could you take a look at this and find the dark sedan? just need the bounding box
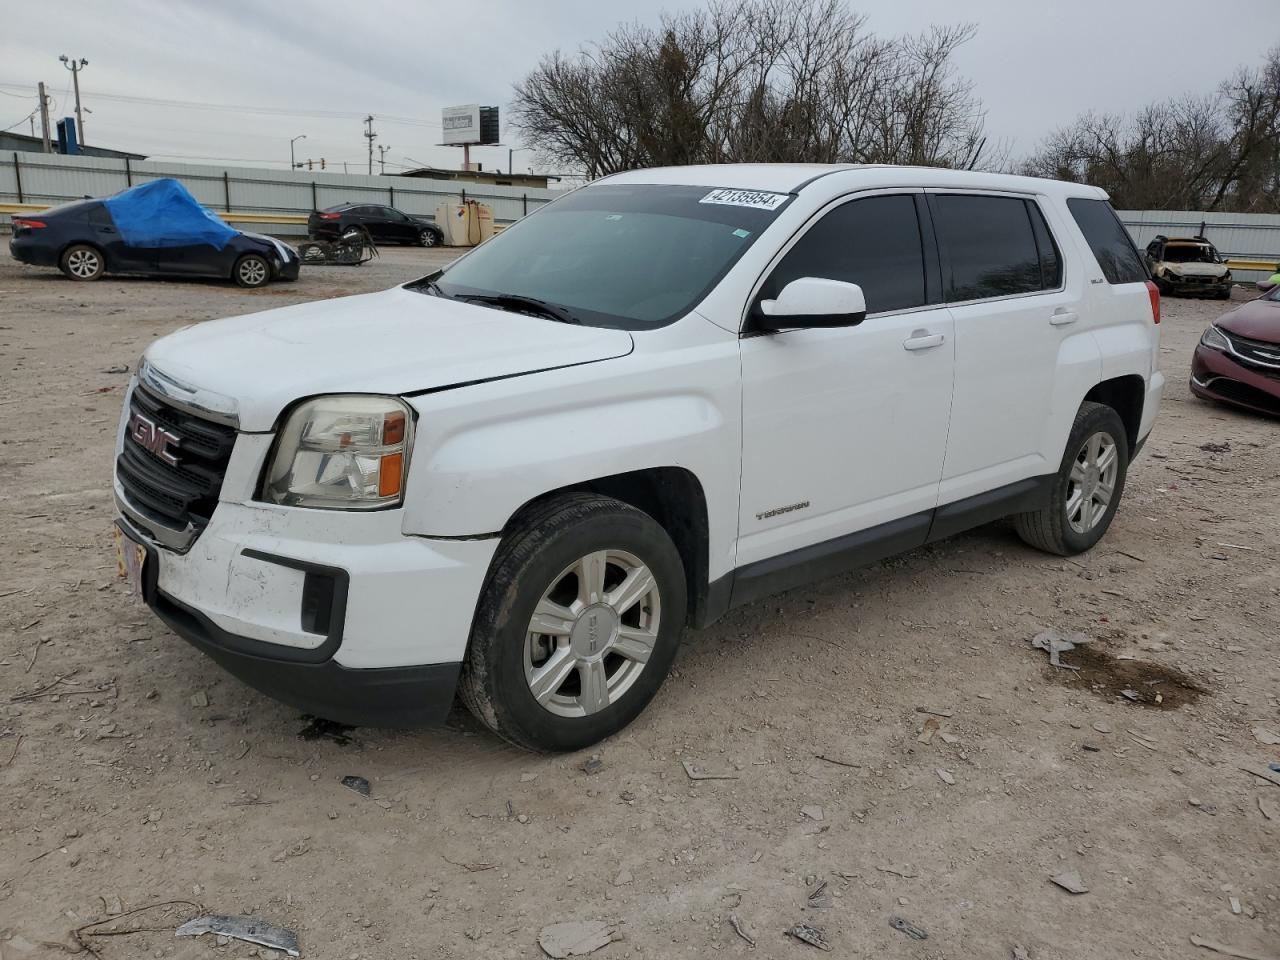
[9,183,300,288]
[1191,284,1280,418]
[308,203,444,246]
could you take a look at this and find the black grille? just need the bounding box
[116,384,237,533]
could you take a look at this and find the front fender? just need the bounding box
[401,324,742,581]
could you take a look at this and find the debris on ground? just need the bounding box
[612,868,633,886]
[917,718,940,743]
[937,768,956,785]
[1092,721,1113,734]
[1050,870,1089,894]
[537,920,621,958]
[1242,766,1280,788]
[888,915,928,940]
[1199,441,1231,453]
[1189,933,1280,960]
[916,706,954,718]
[581,754,604,775]
[729,912,756,947]
[341,775,371,796]
[297,716,354,745]
[805,876,831,910]
[1031,629,1090,670]
[800,805,824,821]
[100,363,130,374]
[1012,946,1030,960]
[876,864,919,879]
[1252,727,1280,746]
[1229,897,1242,915]
[681,759,739,780]
[786,922,831,951]
[189,690,208,708]
[176,914,301,957]
[1259,796,1277,820]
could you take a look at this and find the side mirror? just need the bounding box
[754,277,867,332]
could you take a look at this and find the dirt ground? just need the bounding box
[1,246,1277,960]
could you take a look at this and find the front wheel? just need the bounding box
[1013,401,1130,556]
[459,494,687,752]
[60,244,105,281]
[419,229,439,247]
[234,254,270,288]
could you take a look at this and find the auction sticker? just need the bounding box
[700,188,789,210]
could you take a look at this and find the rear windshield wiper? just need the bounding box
[460,293,580,325]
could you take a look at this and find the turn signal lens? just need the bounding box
[264,396,413,510]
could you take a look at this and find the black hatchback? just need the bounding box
[308,203,444,247]
[8,180,300,287]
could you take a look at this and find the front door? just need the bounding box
[737,192,955,571]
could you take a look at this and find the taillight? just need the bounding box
[1144,280,1161,324]
[13,218,47,229]
[317,212,340,220]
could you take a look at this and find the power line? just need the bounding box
[0,80,443,128]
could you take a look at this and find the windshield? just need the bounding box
[411,183,791,329]
[1163,243,1218,264]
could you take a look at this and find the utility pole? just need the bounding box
[290,134,306,170]
[37,81,52,153]
[377,144,391,175]
[363,115,376,176]
[59,55,89,147]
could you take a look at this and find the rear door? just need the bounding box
[737,191,955,569]
[930,192,1097,505]
[86,204,146,271]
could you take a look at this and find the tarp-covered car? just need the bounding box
[8,178,300,287]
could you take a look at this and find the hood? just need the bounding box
[1216,295,1280,343]
[143,286,634,431]
[1165,261,1227,277]
[241,232,297,261]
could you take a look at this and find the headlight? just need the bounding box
[1200,325,1230,352]
[264,395,413,509]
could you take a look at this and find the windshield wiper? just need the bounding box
[459,293,580,325]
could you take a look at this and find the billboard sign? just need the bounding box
[442,104,482,145]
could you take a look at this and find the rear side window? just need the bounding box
[932,195,1043,302]
[762,194,926,314]
[87,205,113,228]
[1027,201,1062,289]
[1066,198,1148,284]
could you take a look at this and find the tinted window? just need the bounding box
[354,206,379,216]
[87,205,113,228]
[933,195,1042,301]
[761,194,925,314]
[1066,198,1148,284]
[380,207,405,220]
[1027,201,1063,289]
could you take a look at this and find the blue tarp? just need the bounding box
[103,178,238,250]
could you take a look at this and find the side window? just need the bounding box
[1066,198,1148,284]
[87,205,113,228]
[1026,200,1063,290]
[932,194,1042,302]
[761,194,926,314]
[354,206,378,217]
[381,207,404,220]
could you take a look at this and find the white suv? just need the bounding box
[113,165,1163,751]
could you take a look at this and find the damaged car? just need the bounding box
[1144,235,1232,299]
[1191,282,1280,417]
[8,178,300,287]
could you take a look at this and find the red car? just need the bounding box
[1191,284,1280,417]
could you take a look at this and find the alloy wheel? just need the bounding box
[1065,431,1118,534]
[524,549,661,718]
[238,258,267,286]
[67,249,100,278]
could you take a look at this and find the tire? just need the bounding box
[60,244,105,281]
[233,254,270,288]
[1154,277,1172,296]
[420,228,439,248]
[459,493,687,752]
[1013,401,1130,556]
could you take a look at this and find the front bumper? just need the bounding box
[1162,273,1231,296]
[1191,344,1280,417]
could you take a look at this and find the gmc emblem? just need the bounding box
[129,412,180,466]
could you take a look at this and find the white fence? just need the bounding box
[0,151,559,237]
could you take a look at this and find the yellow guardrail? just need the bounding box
[1225,258,1279,273]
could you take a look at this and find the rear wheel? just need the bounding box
[60,244,104,281]
[234,254,270,288]
[1014,401,1130,556]
[460,494,686,752]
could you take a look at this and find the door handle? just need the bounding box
[1050,310,1078,326]
[903,332,945,351]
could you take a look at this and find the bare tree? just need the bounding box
[511,0,996,176]
[1023,45,1280,212]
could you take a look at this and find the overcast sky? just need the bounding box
[2,0,1276,175]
